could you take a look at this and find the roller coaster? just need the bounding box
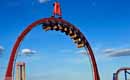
[4,1,99,80]
[3,1,130,80]
[113,67,130,80]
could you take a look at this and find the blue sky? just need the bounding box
[0,0,130,80]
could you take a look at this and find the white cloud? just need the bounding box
[64,57,89,64]
[76,49,87,55]
[0,45,4,54]
[38,0,50,4]
[21,49,37,55]
[59,49,88,56]
[103,48,115,53]
[104,48,130,57]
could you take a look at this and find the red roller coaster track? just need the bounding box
[113,67,130,80]
[4,17,100,80]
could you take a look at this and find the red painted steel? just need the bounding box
[5,17,100,80]
[115,67,130,80]
[85,43,100,80]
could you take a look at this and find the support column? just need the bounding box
[16,62,26,80]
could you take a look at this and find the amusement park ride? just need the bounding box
[3,1,130,80]
[113,67,130,80]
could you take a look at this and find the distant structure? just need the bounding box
[16,62,26,80]
[113,67,130,80]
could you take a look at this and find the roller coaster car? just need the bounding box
[42,20,86,48]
